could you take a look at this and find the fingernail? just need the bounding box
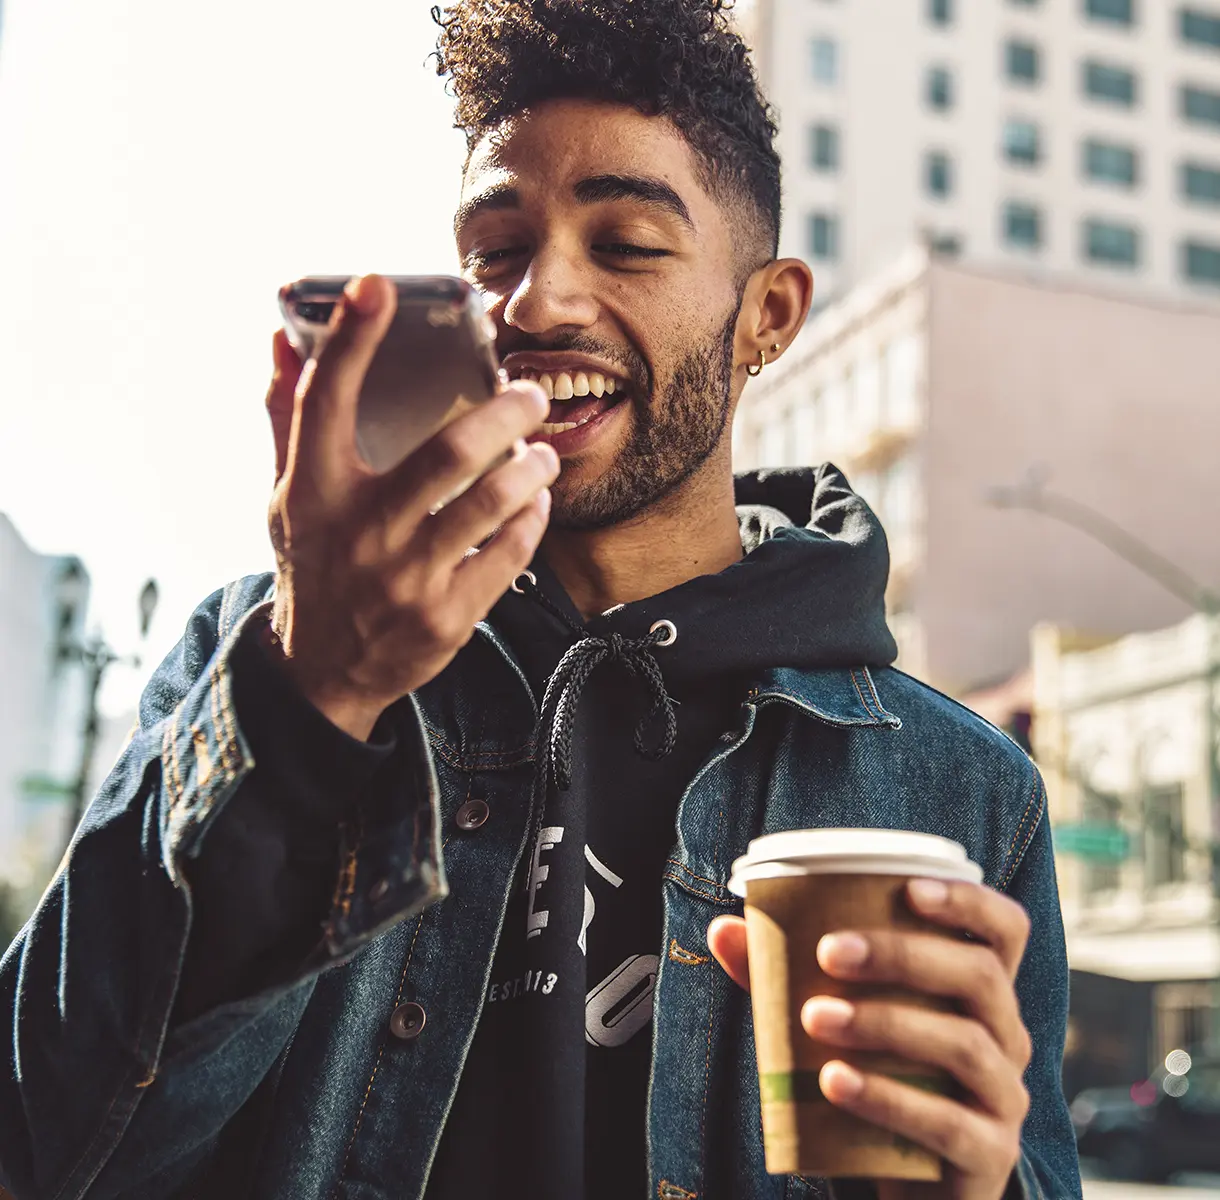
[820,1060,864,1101]
[537,487,552,516]
[908,878,949,908]
[530,442,559,471]
[818,932,869,970]
[802,995,854,1035]
[343,275,381,316]
[517,379,548,411]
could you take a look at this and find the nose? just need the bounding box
[503,246,599,336]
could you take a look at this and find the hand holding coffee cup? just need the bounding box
[709,830,1032,1198]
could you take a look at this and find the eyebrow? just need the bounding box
[454,173,695,235]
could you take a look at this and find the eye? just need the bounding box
[465,246,528,272]
[594,243,671,259]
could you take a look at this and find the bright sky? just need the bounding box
[0,0,468,714]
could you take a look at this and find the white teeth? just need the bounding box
[539,411,600,435]
[512,367,625,399]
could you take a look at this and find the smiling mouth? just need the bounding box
[508,367,630,435]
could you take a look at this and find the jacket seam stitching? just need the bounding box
[861,666,890,721]
[662,870,737,908]
[665,860,726,893]
[331,908,431,1197]
[849,663,878,721]
[999,774,1046,891]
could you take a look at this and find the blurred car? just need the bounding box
[1071,1053,1220,1182]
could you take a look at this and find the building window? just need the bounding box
[811,37,839,85]
[810,124,840,172]
[925,151,953,198]
[1184,239,1220,284]
[1182,160,1220,204]
[930,231,963,256]
[1083,789,1124,895]
[1083,60,1138,106]
[1144,784,1187,888]
[928,0,953,25]
[926,66,954,110]
[1010,0,1041,6]
[1006,40,1041,83]
[1083,138,1139,186]
[1004,201,1043,248]
[1085,0,1134,25]
[808,213,840,261]
[1085,218,1140,266]
[1183,84,1220,126]
[1003,119,1042,165]
[1181,8,1220,49]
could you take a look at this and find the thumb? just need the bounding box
[707,915,751,992]
[267,329,303,484]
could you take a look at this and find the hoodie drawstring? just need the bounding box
[516,575,678,890]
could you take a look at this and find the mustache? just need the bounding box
[497,331,651,396]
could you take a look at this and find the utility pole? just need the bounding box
[53,562,159,855]
[988,468,1220,1050]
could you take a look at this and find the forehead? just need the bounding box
[460,98,711,218]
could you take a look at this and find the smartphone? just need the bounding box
[278,275,501,474]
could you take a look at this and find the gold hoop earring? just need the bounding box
[746,349,767,377]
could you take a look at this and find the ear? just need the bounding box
[734,258,814,375]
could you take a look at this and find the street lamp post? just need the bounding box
[53,565,159,853]
[987,468,1220,1049]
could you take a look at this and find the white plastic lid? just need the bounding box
[728,828,983,897]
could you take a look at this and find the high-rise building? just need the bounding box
[750,0,1220,307]
[734,246,1220,693]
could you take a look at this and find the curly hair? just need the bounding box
[432,0,781,260]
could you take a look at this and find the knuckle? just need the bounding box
[1017,1023,1033,1069]
[502,514,544,563]
[432,423,484,476]
[956,1022,992,1077]
[855,1001,898,1048]
[1016,1080,1031,1120]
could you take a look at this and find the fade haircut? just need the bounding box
[432,0,782,263]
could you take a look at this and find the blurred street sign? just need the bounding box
[1053,823,1131,862]
[19,774,71,801]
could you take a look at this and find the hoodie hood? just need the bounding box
[492,463,898,690]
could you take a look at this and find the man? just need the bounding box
[0,1,1081,1197]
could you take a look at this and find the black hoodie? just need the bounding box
[425,465,896,1200]
[176,467,894,1197]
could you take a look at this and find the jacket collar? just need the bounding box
[746,666,902,730]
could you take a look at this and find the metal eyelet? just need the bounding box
[649,619,678,647]
[510,570,538,594]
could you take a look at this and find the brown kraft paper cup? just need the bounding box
[729,831,983,1181]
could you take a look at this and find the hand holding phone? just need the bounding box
[280,274,501,474]
[265,274,557,739]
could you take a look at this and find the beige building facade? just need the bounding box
[733,247,1220,693]
[747,0,1220,308]
[1032,615,1220,1059]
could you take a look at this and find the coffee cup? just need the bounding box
[728,828,984,1181]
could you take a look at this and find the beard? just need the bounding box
[548,304,740,531]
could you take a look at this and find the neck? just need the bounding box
[541,458,743,620]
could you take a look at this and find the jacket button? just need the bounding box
[455,799,490,831]
[389,1002,426,1040]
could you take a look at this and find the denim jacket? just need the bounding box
[0,573,1081,1200]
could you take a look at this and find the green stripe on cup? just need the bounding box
[760,1071,949,1104]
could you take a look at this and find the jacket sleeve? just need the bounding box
[1004,793,1083,1200]
[0,577,447,1200]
